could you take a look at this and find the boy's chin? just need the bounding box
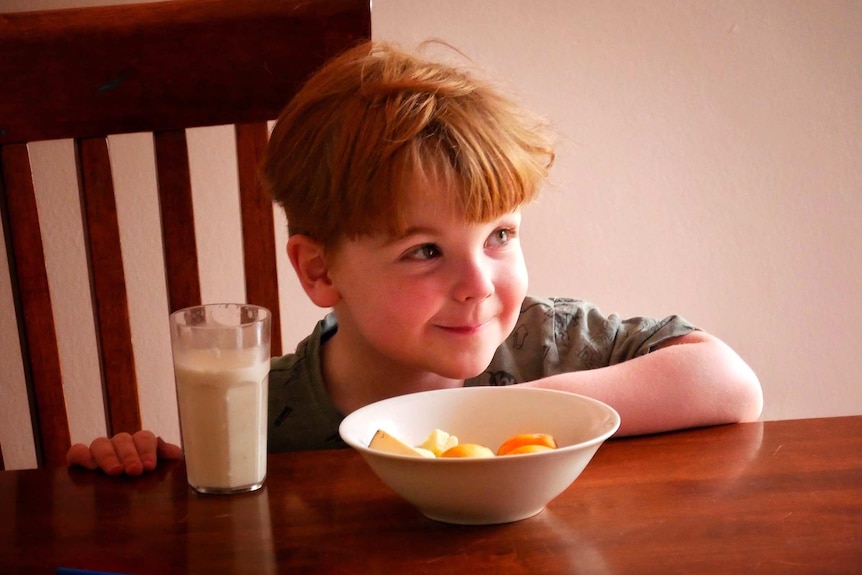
[432,356,497,381]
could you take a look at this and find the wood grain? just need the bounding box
[0,144,69,467]
[1,417,859,574]
[155,129,201,313]
[77,137,142,436]
[236,121,282,356]
[0,0,370,144]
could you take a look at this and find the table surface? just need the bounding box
[2,416,860,575]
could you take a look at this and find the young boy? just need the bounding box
[67,41,762,475]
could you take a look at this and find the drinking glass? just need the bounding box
[169,303,270,494]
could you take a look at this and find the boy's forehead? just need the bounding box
[402,177,459,214]
[390,175,471,227]
[357,168,527,242]
[384,190,521,241]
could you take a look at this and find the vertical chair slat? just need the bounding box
[154,129,201,313]
[236,121,282,356]
[1,143,70,467]
[77,137,142,436]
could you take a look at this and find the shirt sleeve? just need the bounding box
[468,296,697,386]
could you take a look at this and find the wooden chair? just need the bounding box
[0,0,370,469]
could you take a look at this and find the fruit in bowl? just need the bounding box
[369,428,559,458]
[338,386,620,525]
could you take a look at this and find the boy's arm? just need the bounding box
[67,430,183,475]
[517,330,763,436]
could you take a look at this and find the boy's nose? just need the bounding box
[453,257,495,302]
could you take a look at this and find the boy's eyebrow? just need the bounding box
[383,225,439,245]
[399,225,437,237]
[383,213,520,245]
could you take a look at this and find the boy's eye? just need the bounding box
[405,243,441,260]
[487,227,515,247]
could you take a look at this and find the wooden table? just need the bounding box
[2,416,860,574]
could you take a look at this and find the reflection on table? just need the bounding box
[1,416,860,574]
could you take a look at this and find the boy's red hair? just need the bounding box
[262,41,555,246]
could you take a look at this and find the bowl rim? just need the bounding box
[338,386,621,461]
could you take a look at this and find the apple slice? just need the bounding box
[369,429,434,457]
[419,428,459,456]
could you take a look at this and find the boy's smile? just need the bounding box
[320,181,529,410]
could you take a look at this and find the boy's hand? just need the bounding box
[66,430,183,476]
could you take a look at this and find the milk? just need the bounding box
[174,348,269,493]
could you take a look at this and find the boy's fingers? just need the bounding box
[132,430,159,472]
[89,436,125,475]
[66,443,98,470]
[109,432,145,476]
[69,431,179,476]
[157,437,184,461]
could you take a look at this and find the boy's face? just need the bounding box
[326,182,528,381]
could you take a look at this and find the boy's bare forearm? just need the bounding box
[517,331,763,437]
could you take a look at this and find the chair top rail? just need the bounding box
[0,0,370,144]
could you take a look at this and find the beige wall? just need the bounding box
[2,0,860,469]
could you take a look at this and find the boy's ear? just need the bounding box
[286,235,340,308]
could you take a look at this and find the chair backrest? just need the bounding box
[0,0,370,469]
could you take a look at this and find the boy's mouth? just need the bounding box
[436,319,492,335]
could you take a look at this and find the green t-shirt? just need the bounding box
[267,296,696,453]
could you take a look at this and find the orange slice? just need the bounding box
[496,433,558,456]
[501,444,556,456]
[440,443,495,458]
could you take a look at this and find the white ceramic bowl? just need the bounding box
[338,386,620,525]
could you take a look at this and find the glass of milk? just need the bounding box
[169,303,271,494]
